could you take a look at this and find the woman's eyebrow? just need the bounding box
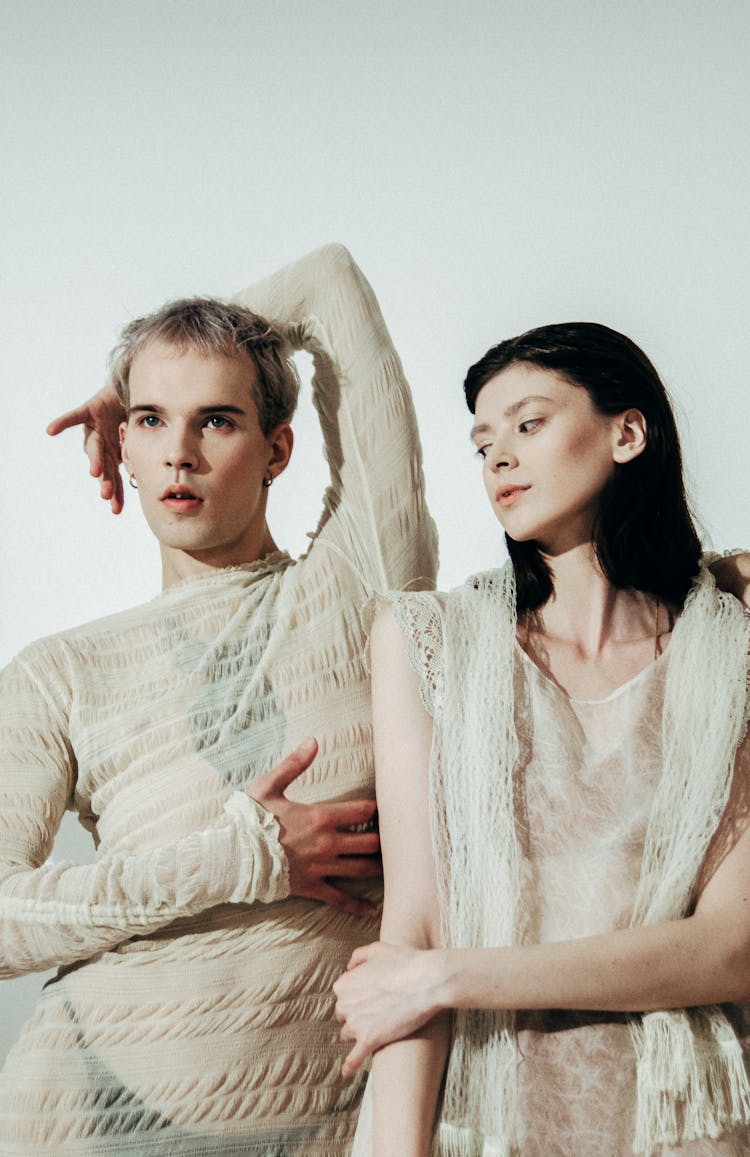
[470,395,555,440]
[503,394,554,417]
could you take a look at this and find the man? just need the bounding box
[0,244,438,1154]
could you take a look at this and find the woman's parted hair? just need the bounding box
[110,297,299,435]
[463,321,702,614]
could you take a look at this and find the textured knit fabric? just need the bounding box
[381,568,750,1156]
[0,244,438,1155]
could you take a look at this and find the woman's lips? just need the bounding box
[495,485,530,508]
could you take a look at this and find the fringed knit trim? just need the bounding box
[631,1008,750,1154]
[434,1122,516,1157]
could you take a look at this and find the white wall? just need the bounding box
[1,0,748,1062]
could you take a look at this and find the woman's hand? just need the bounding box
[47,385,126,514]
[709,552,750,610]
[333,940,445,1077]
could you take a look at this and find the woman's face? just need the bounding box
[470,364,634,555]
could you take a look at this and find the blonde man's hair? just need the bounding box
[110,297,299,434]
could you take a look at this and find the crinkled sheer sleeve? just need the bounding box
[0,645,289,979]
[235,243,438,595]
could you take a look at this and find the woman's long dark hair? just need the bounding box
[463,322,702,615]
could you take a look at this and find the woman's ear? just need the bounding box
[265,423,294,483]
[612,408,647,464]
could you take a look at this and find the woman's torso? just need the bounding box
[511,644,748,1156]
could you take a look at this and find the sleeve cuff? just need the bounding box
[223,792,290,905]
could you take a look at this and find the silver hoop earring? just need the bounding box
[128,475,138,490]
[262,474,273,488]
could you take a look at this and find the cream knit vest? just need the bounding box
[392,565,750,1156]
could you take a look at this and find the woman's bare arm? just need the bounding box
[335,731,750,1070]
[335,606,449,1155]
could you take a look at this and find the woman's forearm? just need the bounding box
[438,912,750,1016]
[372,1013,451,1157]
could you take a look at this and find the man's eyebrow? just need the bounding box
[470,394,554,439]
[128,404,247,416]
[196,405,247,416]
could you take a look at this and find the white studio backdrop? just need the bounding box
[1,0,748,1063]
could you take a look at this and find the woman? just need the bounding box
[334,322,750,1155]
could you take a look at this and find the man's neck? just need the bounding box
[160,524,281,589]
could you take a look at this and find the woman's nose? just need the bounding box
[488,445,518,472]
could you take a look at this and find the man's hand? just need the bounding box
[47,386,126,514]
[248,738,381,918]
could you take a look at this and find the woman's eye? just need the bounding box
[474,445,489,460]
[138,414,162,428]
[519,418,543,434]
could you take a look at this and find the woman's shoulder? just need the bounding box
[370,589,445,650]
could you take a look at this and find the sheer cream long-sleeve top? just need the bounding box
[0,244,438,1155]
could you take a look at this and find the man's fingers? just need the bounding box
[101,449,122,492]
[328,855,382,881]
[111,468,125,514]
[46,407,92,437]
[330,831,380,857]
[84,428,105,477]
[319,799,378,830]
[97,449,125,513]
[314,882,378,919]
[248,738,319,803]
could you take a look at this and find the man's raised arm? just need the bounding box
[235,242,438,594]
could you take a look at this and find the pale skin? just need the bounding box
[50,340,381,919]
[332,365,750,1154]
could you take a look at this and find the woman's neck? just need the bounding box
[521,543,672,700]
[535,543,658,656]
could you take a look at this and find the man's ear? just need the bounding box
[119,421,131,473]
[265,424,294,482]
[612,408,647,464]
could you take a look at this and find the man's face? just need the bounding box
[120,338,290,583]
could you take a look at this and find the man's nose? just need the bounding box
[165,429,199,471]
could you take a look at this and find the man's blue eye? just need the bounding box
[206,416,232,429]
